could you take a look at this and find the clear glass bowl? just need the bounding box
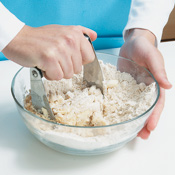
[11,53,159,156]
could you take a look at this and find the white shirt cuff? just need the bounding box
[0,2,25,51]
[123,0,175,46]
[123,22,162,47]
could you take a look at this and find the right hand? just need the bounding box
[2,25,97,80]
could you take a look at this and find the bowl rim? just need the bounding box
[11,53,160,129]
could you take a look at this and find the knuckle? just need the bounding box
[90,50,95,61]
[56,42,65,52]
[42,48,56,64]
[63,34,75,47]
[46,70,63,81]
[71,26,81,33]
[84,59,91,64]
[86,55,95,64]
[45,72,55,81]
[51,67,64,81]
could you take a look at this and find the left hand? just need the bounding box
[120,28,172,139]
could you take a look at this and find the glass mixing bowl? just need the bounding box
[11,52,159,156]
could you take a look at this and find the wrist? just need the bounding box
[124,28,156,46]
[2,25,30,59]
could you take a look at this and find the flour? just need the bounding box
[25,61,156,126]
[24,60,157,151]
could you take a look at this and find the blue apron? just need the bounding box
[0,0,131,61]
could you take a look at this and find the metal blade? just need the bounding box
[30,68,55,120]
[83,34,104,94]
[83,56,104,93]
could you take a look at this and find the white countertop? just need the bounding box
[0,42,174,175]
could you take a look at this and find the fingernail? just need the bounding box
[164,78,172,88]
[161,74,172,87]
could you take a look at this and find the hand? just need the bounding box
[2,25,97,80]
[120,29,172,139]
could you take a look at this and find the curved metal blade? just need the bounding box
[83,34,104,94]
[30,67,55,120]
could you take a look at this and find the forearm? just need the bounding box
[0,2,25,51]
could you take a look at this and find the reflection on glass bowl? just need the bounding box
[11,52,159,156]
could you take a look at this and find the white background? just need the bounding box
[0,42,174,175]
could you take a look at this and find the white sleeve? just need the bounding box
[123,0,175,45]
[0,2,25,51]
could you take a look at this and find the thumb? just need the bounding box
[79,26,97,41]
[147,48,172,89]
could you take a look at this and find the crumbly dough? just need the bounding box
[25,61,156,126]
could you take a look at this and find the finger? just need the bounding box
[44,62,63,80]
[147,88,165,131]
[146,48,172,89]
[80,34,95,65]
[59,53,74,79]
[78,26,97,41]
[137,126,150,140]
[71,51,82,74]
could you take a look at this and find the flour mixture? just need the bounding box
[25,61,156,126]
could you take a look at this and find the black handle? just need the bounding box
[84,33,91,43]
[34,67,43,78]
